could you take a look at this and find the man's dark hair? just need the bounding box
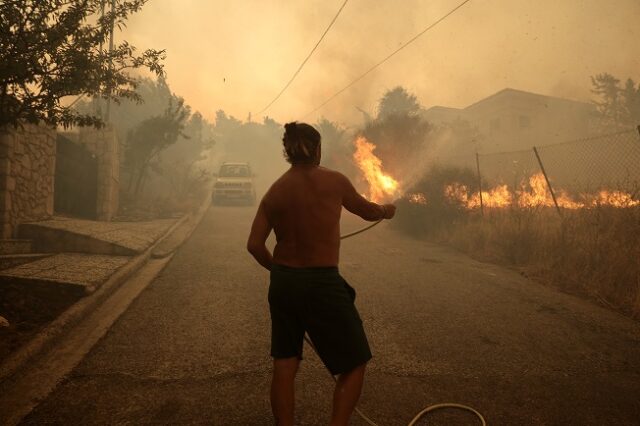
[282,122,321,164]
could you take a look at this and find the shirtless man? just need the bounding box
[247,122,396,426]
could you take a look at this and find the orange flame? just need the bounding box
[353,136,399,203]
[444,183,470,205]
[444,173,638,210]
[407,193,427,205]
[588,190,640,208]
[472,185,513,208]
[444,183,513,208]
[517,173,554,208]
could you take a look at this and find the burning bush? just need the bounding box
[393,165,478,236]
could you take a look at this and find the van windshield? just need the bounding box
[219,164,250,177]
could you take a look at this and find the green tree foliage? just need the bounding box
[214,110,243,138]
[315,118,357,177]
[591,73,640,129]
[361,87,429,175]
[154,111,216,199]
[0,0,165,128]
[376,86,421,120]
[76,77,176,140]
[78,77,216,212]
[363,113,430,174]
[622,78,640,126]
[125,99,189,196]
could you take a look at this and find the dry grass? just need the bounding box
[394,166,640,318]
[442,207,640,318]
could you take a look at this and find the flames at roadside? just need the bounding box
[351,136,638,209]
[443,173,639,209]
[353,136,399,203]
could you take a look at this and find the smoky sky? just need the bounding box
[122,0,640,125]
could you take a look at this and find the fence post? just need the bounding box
[475,152,484,216]
[533,146,562,218]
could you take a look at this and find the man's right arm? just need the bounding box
[339,173,396,221]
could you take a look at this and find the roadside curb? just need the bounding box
[0,190,211,386]
[152,189,212,259]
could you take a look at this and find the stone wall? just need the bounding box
[0,125,56,238]
[78,126,120,221]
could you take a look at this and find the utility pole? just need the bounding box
[94,0,106,120]
[105,0,116,122]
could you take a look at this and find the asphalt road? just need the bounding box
[23,206,640,425]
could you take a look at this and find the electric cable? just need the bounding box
[258,0,350,115]
[302,0,473,119]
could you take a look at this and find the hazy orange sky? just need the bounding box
[121,0,640,125]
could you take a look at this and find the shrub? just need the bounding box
[393,165,478,236]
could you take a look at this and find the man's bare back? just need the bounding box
[248,164,395,270]
[246,121,396,426]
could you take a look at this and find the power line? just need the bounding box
[258,0,349,115]
[302,0,473,119]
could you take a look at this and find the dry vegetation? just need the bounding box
[394,167,640,318]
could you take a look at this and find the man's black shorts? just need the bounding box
[268,264,372,375]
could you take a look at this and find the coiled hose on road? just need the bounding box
[302,219,487,425]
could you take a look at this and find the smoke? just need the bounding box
[121,0,640,127]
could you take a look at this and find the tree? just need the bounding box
[376,86,421,120]
[159,110,216,166]
[75,77,175,140]
[362,112,430,175]
[315,118,356,176]
[349,87,431,186]
[0,0,165,129]
[622,78,640,126]
[591,73,640,129]
[124,99,190,196]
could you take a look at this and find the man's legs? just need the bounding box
[330,363,367,426]
[271,357,300,426]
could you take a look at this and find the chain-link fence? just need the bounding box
[535,129,640,193]
[437,127,640,205]
[477,149,539,191]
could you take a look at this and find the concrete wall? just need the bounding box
[0,125,56,238]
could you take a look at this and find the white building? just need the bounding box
[423,88,597,152]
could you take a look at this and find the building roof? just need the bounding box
[463,88,592,112]
[424,88,593,115]
[424,106,462,114]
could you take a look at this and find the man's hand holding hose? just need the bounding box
[381,203,396,220]
[340,203,396,241]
